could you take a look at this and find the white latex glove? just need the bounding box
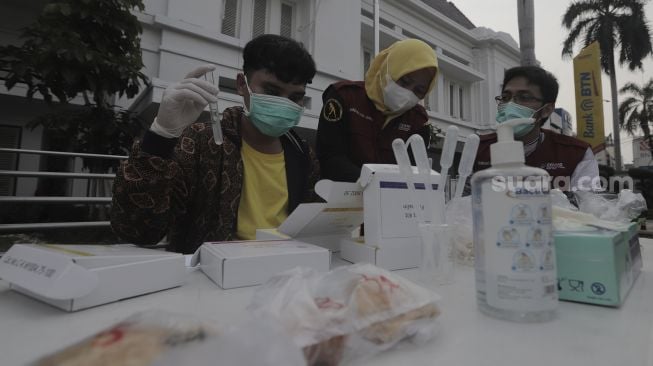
[151,64,219,137]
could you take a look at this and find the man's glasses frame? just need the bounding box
[494,93,544,105]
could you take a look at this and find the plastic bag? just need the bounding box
[550,188,578,211]
[445,196,474,266]
[156,318,306,366]
[248,264,441,366]
[575,189,647,222]
[33,311,306,366]
[33,311,218,366]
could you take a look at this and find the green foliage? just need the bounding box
[0,0,148,106]
[561,0,653,74]
[27,107,148,172]
[0,0,150,173]
[619,79,653,154]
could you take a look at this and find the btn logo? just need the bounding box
[323,98,343,122]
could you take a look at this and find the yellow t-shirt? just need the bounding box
[236,140,289,240]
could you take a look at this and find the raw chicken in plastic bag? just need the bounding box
[33,310,305,366]
[248,263,442,366]
[575,189,647,222]
[445,196,474,266]
[33,310,217,366]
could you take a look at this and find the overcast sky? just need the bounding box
[452,0,653,164]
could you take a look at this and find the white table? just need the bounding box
[1,239,652,366]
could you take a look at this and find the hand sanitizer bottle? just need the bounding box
[471,118,557,322]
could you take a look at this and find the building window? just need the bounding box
[280,2,294,38]
[0,125,21,196]
[379,17,395,30]
[302,96,312,110]
[363,49,372,75]
[449,84,454,117]
[459,87,464,120]
[221,0,239,37]
[218,76,238,95]
[252,0,267,38]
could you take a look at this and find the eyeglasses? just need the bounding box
[495,92,544,105]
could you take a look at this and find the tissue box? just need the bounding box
[0,244,186,311]
[554,222,642,307]
[199,240,330,289]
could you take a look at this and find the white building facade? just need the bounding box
[127,0,521,134]
[0,0,521,196]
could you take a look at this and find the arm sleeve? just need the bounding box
[110,130,198,245]
[571,147,602,191]
[315,88,362,182]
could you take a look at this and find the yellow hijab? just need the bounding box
[364,39,439,120]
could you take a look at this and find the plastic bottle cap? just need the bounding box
[490,118,534,165]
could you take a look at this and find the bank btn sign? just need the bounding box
[573,41,606,152]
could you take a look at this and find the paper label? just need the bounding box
[0,244,98,299]
[481,176,558,312]
[379,180,442,238]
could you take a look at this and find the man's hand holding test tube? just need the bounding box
[150,64,220,140]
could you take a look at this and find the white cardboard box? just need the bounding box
[198,240,330,289]
[339,164,443,269]
[339,238,422,271]
[0,244,186,311]
[256,179,364,252]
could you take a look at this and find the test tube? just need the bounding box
[204,71,223,145]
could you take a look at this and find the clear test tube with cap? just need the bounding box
[204,71,223,145]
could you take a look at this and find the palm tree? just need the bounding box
[517,0,537,66]
[619,79,653,157]
[561,0,653,172]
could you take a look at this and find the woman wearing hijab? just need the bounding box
[316,39,439,182]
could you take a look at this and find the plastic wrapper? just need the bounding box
[33,311,305,366]
[575,189,647,223]
[248,264,442,366]
[550,188,578,211]
[155,318,305,366]
[33,311,217,366]
[445,196,474,266]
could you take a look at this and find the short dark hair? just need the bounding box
[243,34,316,85]
[502,66,559,103]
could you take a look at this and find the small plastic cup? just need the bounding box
[417,223,455,286]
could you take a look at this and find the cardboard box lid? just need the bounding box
[0,244,180,300]
[201,240,329,259]
[279,180,363,237]
[359,164,440,189]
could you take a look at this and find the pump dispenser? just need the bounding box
[471,118,557,322]
[491,118,531,165]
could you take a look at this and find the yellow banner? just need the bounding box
[573,41,606,152]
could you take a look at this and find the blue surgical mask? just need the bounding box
[496,102,544,138]
[244,78,304,137]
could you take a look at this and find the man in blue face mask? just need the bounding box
[473,66,600,192]
[111,35,320,253]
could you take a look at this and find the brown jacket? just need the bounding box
[316,81,430,182]
[110,107,320,254]
[474,129,590,180]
